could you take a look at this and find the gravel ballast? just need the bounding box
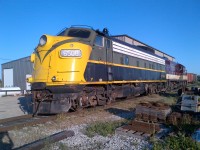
[58,124,150,150]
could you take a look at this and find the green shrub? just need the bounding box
[153,132,200,150]
[85,121,124,137]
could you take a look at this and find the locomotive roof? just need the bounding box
[111,34,174,59]
[62,27,165,61]
[111,37,165,61]
[57,26,169,62]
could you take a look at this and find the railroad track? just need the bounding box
[0,115,58,133]
[0,93,173,133]
[0,103,122,133]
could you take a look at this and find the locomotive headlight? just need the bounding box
[60,49,82,57]
[39,35,47,46]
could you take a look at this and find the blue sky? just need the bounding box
[0,0,200,76]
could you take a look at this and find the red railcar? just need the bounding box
[187,73,197,83]
[165,59,187,90]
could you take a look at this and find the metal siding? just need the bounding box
[1,56,33,90]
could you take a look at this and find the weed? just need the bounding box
[56,113,67,122]
[57,142,69,150]
[42,138,52,150]
[152,132,200,150]
[159,96,177,105]
[152,124,200,150]
[131,140,138,147]
[88,141,105,149]
[85,121,124,137]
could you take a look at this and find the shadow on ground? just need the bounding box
[18,95,33,114]
[0,132,14,150]
[105,108,135,120]
[159,92,178,98]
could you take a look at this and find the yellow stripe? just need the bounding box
[80,80,167,84]
[46,80,166,86]
[88,60,165,73]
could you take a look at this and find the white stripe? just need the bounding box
[113,41,165,65]
[113,46,164,64]
[113,42,165,64]
[113,44,163,62]
[114,48,165,65]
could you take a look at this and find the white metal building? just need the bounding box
[1,56,32,91]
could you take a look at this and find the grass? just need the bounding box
[187,82,200,88]
[152,132,200,150]
[158,92,178,105]
[85,120,127,137]
[152,114,200,150]
[56,113,68,122]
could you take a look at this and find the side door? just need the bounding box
[90,35,107,81]
[105,38,113,81]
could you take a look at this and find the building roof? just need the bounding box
[1,56,30,66]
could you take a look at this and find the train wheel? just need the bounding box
[70,98,81,111]
[89,96,98,106]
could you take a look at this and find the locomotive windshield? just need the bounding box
[67,29,91,38]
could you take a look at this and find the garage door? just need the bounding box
[3,68,13,87]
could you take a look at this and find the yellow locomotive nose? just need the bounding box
[32,34,92,85]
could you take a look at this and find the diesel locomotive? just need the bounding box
[165,59,187,90]
[28,26,180,114]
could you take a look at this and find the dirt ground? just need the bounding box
[0,92,178,149]
[54,92,177,128]
[0,95,32,119]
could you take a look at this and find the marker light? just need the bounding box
[51,76,56,81]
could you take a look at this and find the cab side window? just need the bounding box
[94,35,104,47]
